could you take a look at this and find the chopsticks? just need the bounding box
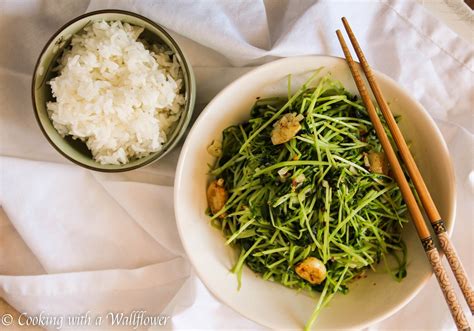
[336,18,472,331]
[339,16,474,317]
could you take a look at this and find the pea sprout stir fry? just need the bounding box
[206,72,408,330]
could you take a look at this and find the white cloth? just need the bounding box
[0,0,473,330]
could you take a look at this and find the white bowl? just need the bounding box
[174,56,455,329]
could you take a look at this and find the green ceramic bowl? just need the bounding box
[32,10,196,172]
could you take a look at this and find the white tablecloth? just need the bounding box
[0,0,473,330]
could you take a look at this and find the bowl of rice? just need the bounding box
[32,10,195,171]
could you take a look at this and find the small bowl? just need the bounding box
[174,56,456,329]
[32,10,196,172]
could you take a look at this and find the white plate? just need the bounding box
[174,56,455,329]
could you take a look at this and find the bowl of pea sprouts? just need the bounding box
[174,56,455,330]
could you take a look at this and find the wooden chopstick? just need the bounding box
[336,26,471,331]
[341,16,474,315]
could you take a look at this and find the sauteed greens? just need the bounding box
[207,72,408,330]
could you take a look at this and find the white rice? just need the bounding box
[47,20,184,165]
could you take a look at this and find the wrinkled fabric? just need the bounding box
[0,0,473,330]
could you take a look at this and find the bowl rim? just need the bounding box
[31,9,195,172]
[174,55,457,329]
